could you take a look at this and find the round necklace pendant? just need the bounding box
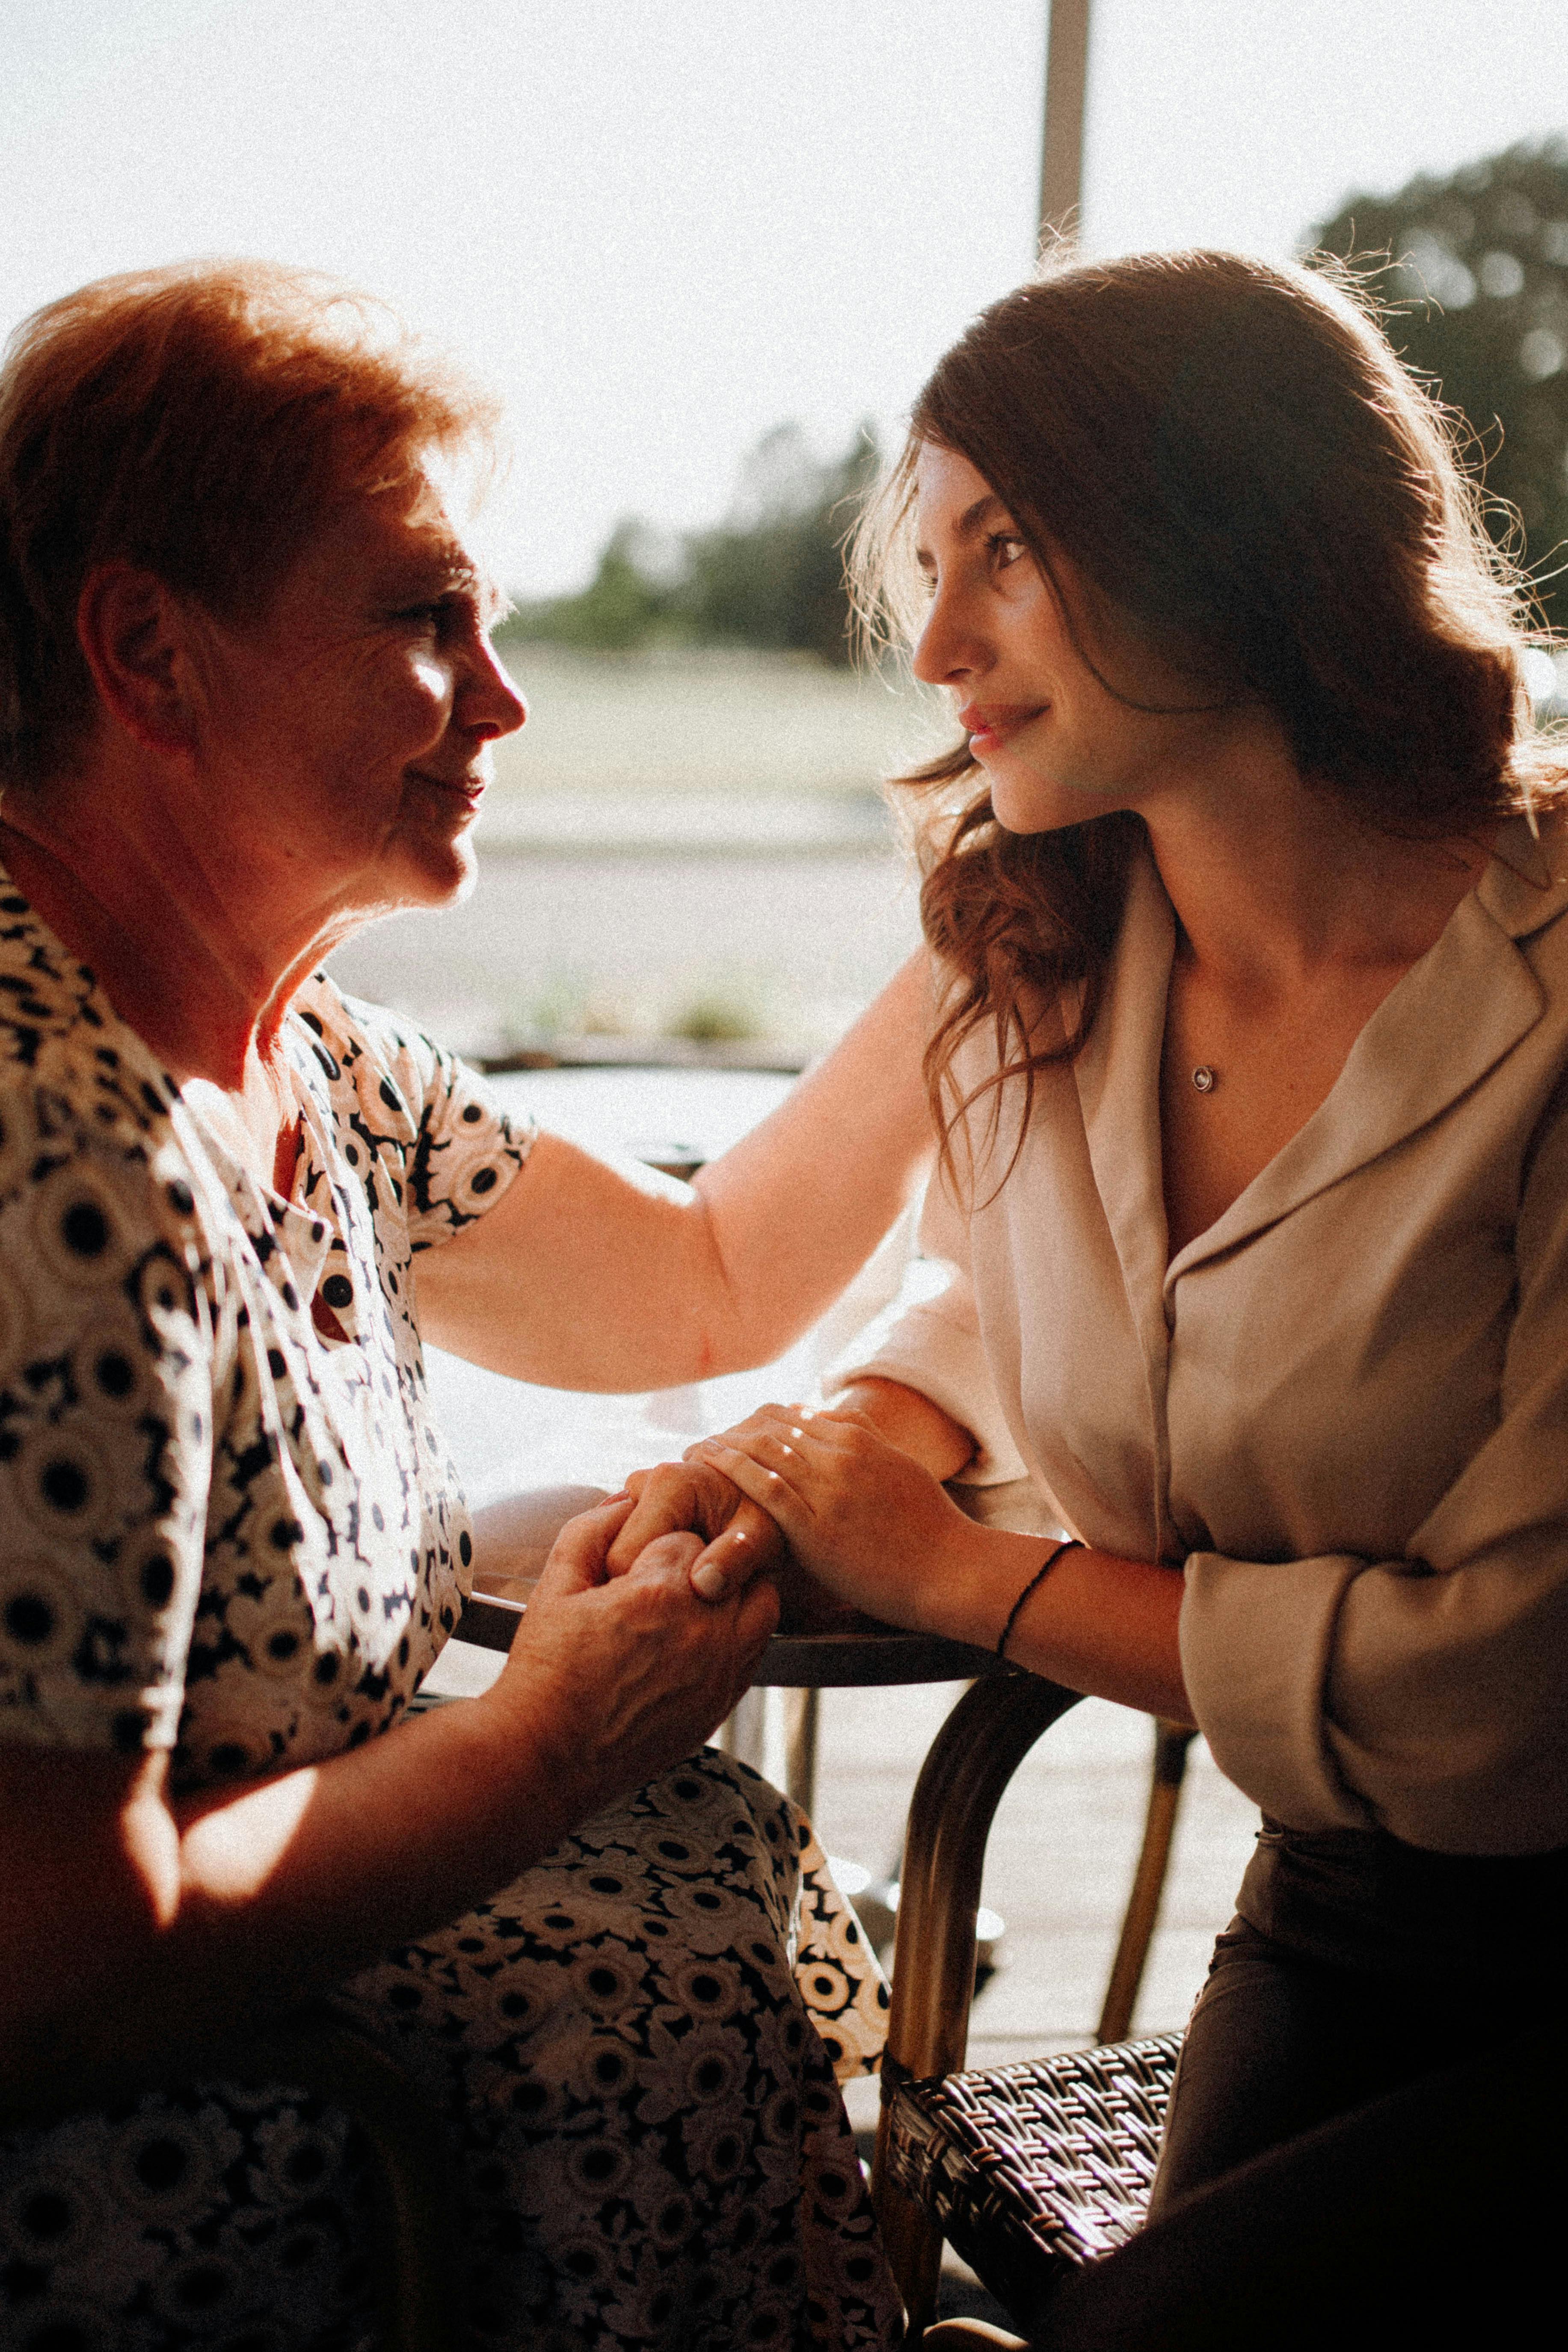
[1192,1065,1217,1093]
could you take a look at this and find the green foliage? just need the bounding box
[667,989,763,1043]
[504,521,672,653]
[1311,140,1568,631]
[678,424,880,665]
[501,422,880,665]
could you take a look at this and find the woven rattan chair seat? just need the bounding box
[884,2034,1182,2327]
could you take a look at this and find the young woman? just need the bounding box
[686,248,1568,2218]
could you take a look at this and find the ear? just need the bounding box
[75,563,203,756]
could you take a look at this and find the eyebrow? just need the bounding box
[914,491,1011,570]
[380,549,507,626]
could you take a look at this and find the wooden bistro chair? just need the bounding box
[873,1671,1191,2346]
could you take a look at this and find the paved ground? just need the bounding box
[779,1678,1260,2112]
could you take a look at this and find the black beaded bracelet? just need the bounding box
[997,1538,1082,1660]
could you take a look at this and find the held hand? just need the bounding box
[608,1457,787,1596]
[489,1497,779,1813]
[690,1404,984,1629]
[611,1448,851,1626]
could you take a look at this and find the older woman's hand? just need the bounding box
[490,1497,779,1811]
[608,1457,787,1595]
[611,1432,866,1629]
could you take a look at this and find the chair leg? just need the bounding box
[1096,1719,1198,2046]
[871,1673,1082,2344]
[782,1686,820,1813]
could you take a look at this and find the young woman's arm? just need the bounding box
[415,950,936,1389]
[691,1399,1192,1721]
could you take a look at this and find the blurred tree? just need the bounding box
[1312,140,1568,631]
[503,519,674,652]
[501,423,879,663]
[678,423,880,665]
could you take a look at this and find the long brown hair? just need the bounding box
[852,249,1566,1164]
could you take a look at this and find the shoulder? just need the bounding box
[290,970,535,1240]
[291,968,486,1134]
[0,903,232,1363]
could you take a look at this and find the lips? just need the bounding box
[412,768,486,810]
[958,703,1047,749]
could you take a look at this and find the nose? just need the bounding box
[911,576,980,690]
[461,636,527,742]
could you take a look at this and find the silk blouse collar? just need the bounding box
[1072,812,1568,1296]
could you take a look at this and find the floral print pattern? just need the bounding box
[0,869,899,2350]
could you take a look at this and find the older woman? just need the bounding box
[0,262,922,2349]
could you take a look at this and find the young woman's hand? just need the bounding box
[688,1404,987,1632]
[607,1457,788,1595]
[490,1497,779,1812]
[608,1446,865,1630]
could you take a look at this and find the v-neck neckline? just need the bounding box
[1075,814,1568,1306]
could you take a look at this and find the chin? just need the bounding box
[986,762,1106,838]
[391,829,481,911]
[987,783,1072,836]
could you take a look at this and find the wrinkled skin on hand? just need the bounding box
[688,1403,983,1632]
[490,1497,780,1813]
[610,1439,866,1628]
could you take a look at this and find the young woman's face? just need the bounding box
[910,443,1209,834]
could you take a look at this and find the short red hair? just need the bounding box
[0,259,501,785]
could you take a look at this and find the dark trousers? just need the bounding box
[1034,2033,1565,2350]
[1030,1823,1568,2349]
[1149,1914,1554,2212]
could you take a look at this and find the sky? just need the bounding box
[3,0,1565,594]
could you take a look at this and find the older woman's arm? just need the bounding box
[0,1505,777,2121]
[413,948,936,1389]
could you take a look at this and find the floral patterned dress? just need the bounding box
[0,870,900,2351]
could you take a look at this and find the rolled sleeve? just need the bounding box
[1186,1085,1568,1856]
[824,1168,1029,1486]
[1180,1549,1374,1835]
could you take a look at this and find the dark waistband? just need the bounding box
[1236,1819,1568,1977]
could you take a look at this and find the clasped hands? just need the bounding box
[602,1399,987,1632]
[498,1401,984,1805]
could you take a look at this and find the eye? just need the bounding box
[987,531,1028,572]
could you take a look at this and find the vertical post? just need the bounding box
[781,1686,820,1815]
[1096,1720,1198,2045]
[1039,0,1092,251]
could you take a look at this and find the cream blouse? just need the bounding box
[836,815,1568,1857]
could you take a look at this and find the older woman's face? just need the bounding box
[196,462,525,921]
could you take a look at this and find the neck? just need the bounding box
[0,764,355,1089]
[1135,726,1492,997]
